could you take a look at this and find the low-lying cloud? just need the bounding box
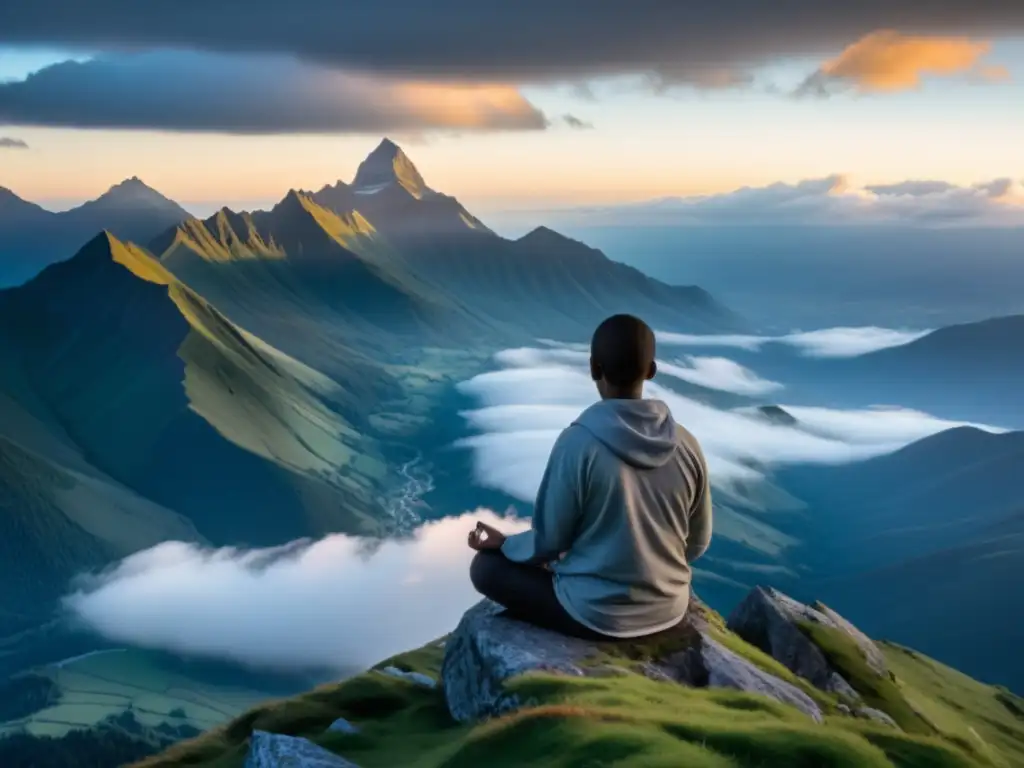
[658,356,783,395]
[542,175,1024,227]
[798,30,1008,96]
[64,510,528,672]
[0,51,547,134]
[457,343,1002,499]
[657,326,932,358]
[0,136,29,149]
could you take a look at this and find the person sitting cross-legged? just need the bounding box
[467,313,713,641]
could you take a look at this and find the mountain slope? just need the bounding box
[774,427,1024,691]
[829,315,1024,427]
[0,180,189,288]
[0,187,53,226]
[152,185,737,352]
[0,232,391,548]
[307,140,739,338]
[152,192,495,361]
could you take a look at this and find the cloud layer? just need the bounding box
[62,339,1007,672]
[657,327,932,358]
[658,356,784,395]
[64,510,529,672]
[457,342,1002,499]
[0,136,28,148]
[0,51,547,134]
[798,30,1007,95]
[3,3,1022,83]
[547,175,1024,227]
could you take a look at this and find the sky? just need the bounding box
[2,4,1024,213]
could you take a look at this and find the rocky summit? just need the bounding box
[137,585,1023,767]
[441,597,824,723]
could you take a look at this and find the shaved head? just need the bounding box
[590,314,657,394]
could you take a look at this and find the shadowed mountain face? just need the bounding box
[697,314,1024,429]
[0,232,396,643]
[0,180,189,288]
[773,427,1024,691]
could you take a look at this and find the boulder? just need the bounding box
[679,635,823,722]
[442,599,823,724]
[813,603,889,677]
[441,600,595,722]
[377,665,437,689]
[326,718,360,735]
[727,587,882,700]
[244,731,360,767]
[857,706,900,729]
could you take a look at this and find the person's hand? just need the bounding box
[468,521,506,551]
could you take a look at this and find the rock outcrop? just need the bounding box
[857,706,900,729]
[244,730,360,767]
[441,598,823,724]
[377,665,438,689]
[673,634,822,721]
[726,587,887,700]
[326,717,360,735]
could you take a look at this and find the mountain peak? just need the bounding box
[517,226,586,249]
[0,186,51,218]
[105,176,154,195]
[353,138,430,199]
[84,177,187,216]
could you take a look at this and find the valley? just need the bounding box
[0,139,1021,766]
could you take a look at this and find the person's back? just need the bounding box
[518,400,711,636]
[468,313,712,640]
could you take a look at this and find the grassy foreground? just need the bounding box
[133,627,1024,768]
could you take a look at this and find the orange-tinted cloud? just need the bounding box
[801,29,1008,95]
[0,51,548,134]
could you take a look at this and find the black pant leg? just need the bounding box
[469,550,608,641]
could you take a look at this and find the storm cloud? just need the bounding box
[2,2,1022,83]
[0,51,547,134]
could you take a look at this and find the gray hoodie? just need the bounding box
[501,398,712,637]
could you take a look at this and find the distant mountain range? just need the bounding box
[562,225,1024,330]
[0,139,739,674]
[0,179,191,287]
[697,315,1024,429]
[775,426,1024,691]
[818,315,1024,428]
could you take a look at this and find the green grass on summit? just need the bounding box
[132,631,1021,768]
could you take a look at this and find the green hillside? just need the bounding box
[0,232,391,546]
[133,608,1024,768]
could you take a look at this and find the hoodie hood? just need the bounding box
[573,399,678,469]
